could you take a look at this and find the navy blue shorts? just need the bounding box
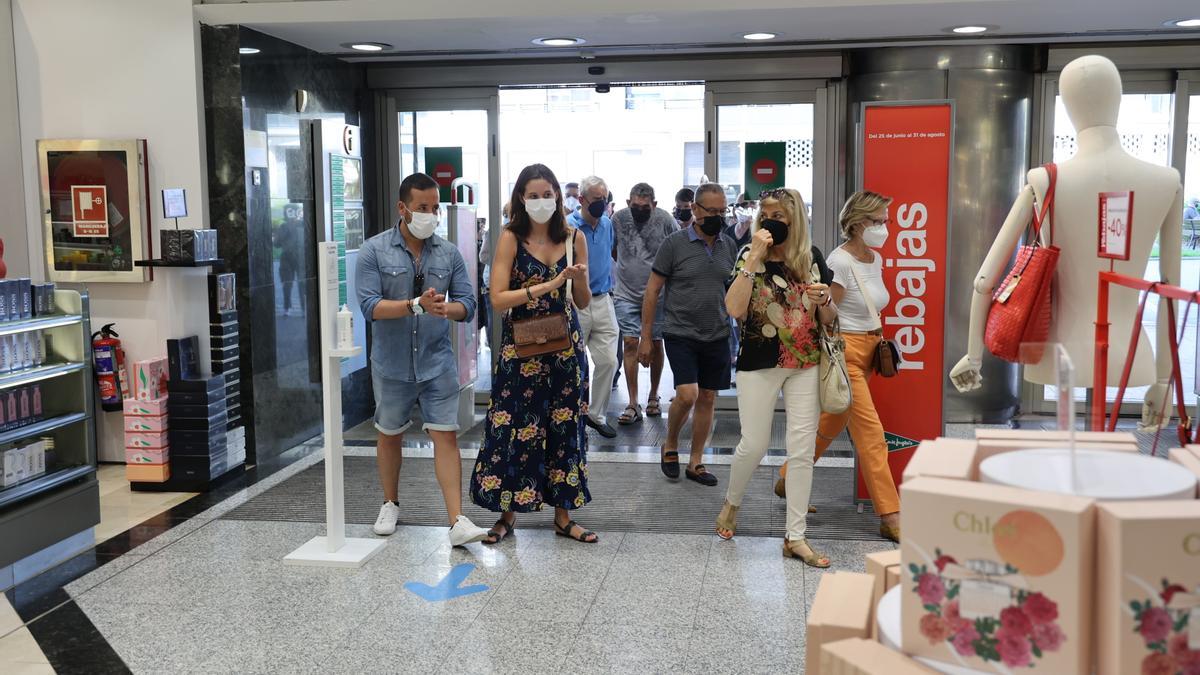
[664,334,732,391]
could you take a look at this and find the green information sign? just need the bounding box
[743,141,786,196]
[424,147,464,203]
[330,156,348,306]
[883,431,920,452]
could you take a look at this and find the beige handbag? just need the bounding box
[817,315,852,414]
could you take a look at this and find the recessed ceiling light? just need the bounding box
[950,25,989,34]
[1165,18,1200,28]
[742,32,777,41]
[239,47,260,55]
[345,42,392,52]
[532,37,585,47]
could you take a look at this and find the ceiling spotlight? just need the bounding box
[239,47,260,55]
[742,32,777,41]
[345,42,392,52]
[532,37,585,47]
[1165,18,1200,28]
[950,25,989,34]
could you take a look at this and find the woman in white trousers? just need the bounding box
[715,188,837,567]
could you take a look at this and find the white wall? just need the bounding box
[12,0,212,461]
[0,0,29,279]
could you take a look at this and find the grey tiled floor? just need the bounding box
[69,517,894,674]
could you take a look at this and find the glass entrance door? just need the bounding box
[706,83,824,408]
[382,90,500,402]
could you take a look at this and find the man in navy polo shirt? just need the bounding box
[567,175,619,438]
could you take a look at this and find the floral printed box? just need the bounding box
[900,476,1095,673]
[1097,500,1200,675]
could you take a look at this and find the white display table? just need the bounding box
[876,585,989,675]
[979,448,1197,500]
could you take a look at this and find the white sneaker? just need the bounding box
[373,502,400,536]
[448,515,490,547]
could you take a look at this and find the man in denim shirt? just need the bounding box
[356,172,489,547]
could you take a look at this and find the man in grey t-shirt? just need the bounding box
[639,183,736,488]
[612,183,674,425]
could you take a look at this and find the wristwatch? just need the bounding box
[411,297,425,316]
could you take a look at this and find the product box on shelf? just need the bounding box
[211,354,239,374]
[168,400,226,419]
[866,549,903,634]
[207,273,236,320]
[161,229,196,262]
[126,463,169,483]
[1096,500,1200,675]
[167,375,223,394]
[5,280,17,320]
[806,572,876,675]
[125,431,169,450]
[172,413,229,433]
[2,447,19,486]
[902,439,978,483]
[220,370,239,386]
[210,320,238,338]
[171,452,229,481]
[124,395,169,417]
[900,476,1096,674]
[166,336,200,381]
[211,333,239,349]
[167,390,219,406]
[125,447,168,465]
[123,414,168,433]
[820,638,938,675]
[169,429,227,455]
[132,356,169,401]
[17,278,31,319]
[1168,448,1200,496]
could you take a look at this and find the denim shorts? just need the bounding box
[614,296,664,341]
[372,370,461,435]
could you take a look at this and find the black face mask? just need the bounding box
[698,215,724,237]
[630,205,652,223]
[674,207,692,223]
[761,219,789,246]
[586,200,607,218]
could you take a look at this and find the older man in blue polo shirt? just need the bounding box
[567,175,620,439]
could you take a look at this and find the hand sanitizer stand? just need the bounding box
[284,242,386,567]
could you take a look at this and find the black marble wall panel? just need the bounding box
[201,26,372,463]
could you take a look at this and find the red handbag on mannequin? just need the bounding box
[985,163,1060,364]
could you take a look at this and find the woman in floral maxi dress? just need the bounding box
[471,163,598,544]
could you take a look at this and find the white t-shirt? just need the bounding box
[827,247,890,333]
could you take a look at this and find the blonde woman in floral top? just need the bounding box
[715,188,837,568]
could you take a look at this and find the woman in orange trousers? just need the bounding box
[775,191,901,542]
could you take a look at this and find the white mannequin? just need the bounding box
[949,55,1184,426]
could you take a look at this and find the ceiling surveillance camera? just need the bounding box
[587,65,605,75]
[595,83,611,94]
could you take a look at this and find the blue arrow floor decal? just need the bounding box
[404,563,489,602]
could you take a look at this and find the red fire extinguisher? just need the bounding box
[92,323,127,411]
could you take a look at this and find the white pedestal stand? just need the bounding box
[980,448,1198,501]
[284,242,386,568]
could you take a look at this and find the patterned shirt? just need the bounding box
[733,248,821,372]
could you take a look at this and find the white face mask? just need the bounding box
[525,198,557,224]
[406,211,439,239]
[863,224,888,248]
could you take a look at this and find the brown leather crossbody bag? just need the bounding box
[847,261,901,378]
[511,228,575,358]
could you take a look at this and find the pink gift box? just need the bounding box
[124,431,168,449]
[125,447,168,465]
[124,395,168,417]
[132,357,168,401]
[123,414,168,433]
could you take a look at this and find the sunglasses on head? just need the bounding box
[759,188,788,200]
